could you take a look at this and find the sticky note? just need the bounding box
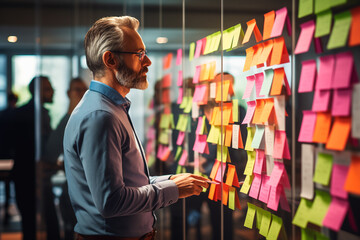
[313,152,333,185]
[271,7,291,38]
[298,59,317,93]
[326,117,351,151]
[269,37,289,66]
[262,11,275,41]
[232,124,242,149]
[232,99,239,122]
[189,42,195,61]
[333,52,356,89]
[267,185,281,211]
[251,44,264,67]
[258,40,274,65]
[245,127,255,151]
[327,11,352,50]
[312,112,331,143]
[264,126,275,156]
[183,96,193,114]
[315,55,335,90]
[268,161,285,188]
[330,164,349,199]
[193,134,209,154]
[349,7,360,47]
[298,0,314,18]
[267,214,283,240]
[352,84,360,138]
[240,174,254,194]
[216,145,228,163]
[242,19,262,44]
[242,101,256,124]
[255,207,265,229]
[312,90,331,112]
[222,184,229,206]
[332,89,352,117]
[266,155,275,176]
[251,125,265,149]
[176,48,182,65]
[207,125,221,144]
[214,161,226,182]
[176,131,185,145]
[273,130,290,160]
[258,99,274,124]
[243,47,254,72]
[259,69,274,97]
[242,75,255,99]
[231,23,244,49]
[300,144,315,200]
[270,67,291,96]
[259,175,271,203]
[315,10,332,37]
[228,186,234,209]
[298,111,317,143]
[254,73,265,98]
[209,160,220,180]
[279,186,290,212]
[274,96,285,131]
[215,80,231,102]
[224,125,232,147]
[177,70,183,87]
[308,190,331,227]
[178,150,188,166]
[344,155,360,195]
[244,203,256,229]
[223,27,235,50]
[253,149,266,174]
[252,99,265,124]
[249,173,262,199]
[292,198,313,228]
[294,20,316,54]
[194,39,203,58]
[301,228,315,240]
[315,0,331,14]
[323,197,349,231]
[225,164,240,187]
[244,151,256,175]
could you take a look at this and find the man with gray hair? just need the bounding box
[63,16,209,240]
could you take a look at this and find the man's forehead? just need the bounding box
[121,27,145,50]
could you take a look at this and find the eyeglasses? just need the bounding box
[111,50,147,61]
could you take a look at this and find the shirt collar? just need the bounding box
[89,80,131,110]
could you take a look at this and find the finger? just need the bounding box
[191,174,209,181]
[192,179,209,188]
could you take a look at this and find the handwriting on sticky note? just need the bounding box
[300,144,315,200]
[242,75,255,99]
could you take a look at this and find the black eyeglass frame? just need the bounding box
[111,50,147,61]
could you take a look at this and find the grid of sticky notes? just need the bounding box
[239,7,292,215]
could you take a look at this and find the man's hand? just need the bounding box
[170,173,209,199]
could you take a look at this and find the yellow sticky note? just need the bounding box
[244,151,256,175]
[184,96,193,113]
[292,198,313,228]
[189,42,195,61]
[231,23,244,49]
[207,125,221,144]
[240,174,254,194]
[179,96,188,109]
[232,99,239,122]
[211,32,222,53]
[223,27,235,50]
[245,127,255,151]
[308,190,331,227]
[228,186,235,210]
[266,214,283,240]
[216,145,228,163]
[259,209,271,237]
[244,203,256,229]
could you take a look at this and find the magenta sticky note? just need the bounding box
[333,52,355,89]
[193,65,201,84]
[314,37,323,54]
[330,164,349,199]
[176,48,182,65]
[177,70,183,86]
[242,101,256,124]
[271,7,291,38]
[249,173,262,199]
[332,89,352,116]
[176,131,185,145]
[312,89,331,112]
[268,161,285,187]
[196,117,203,134]
[259,175,271,203]
[298,59,317,93]
[193,134,208,153]
[178,150,188,166]
[253,149,266,174]
[177,87,183,104]
[298,111,317,143]
[215,162,226,182]
[283,137,291,160]
[273,130,287,159]
[294,20,316,54]
[242,75,256,99]
[267,185,281,211]
[323,198,349,231]
[315,55,335,90]
[194,39,202,58]
[279,185,291,212]
[255,73,265,98]
[281,168,291,189]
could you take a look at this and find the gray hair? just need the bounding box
[84,16,139,78]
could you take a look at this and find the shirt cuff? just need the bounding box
[150,175,172,184]
[154,180,179,207]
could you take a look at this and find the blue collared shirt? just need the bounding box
[64,80,178,237]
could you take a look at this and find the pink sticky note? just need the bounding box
[330,164,349,199]
[193,85,201,102]
[195,85,207,104]
[281,168,291,189]
[242,75,256,99]
[194,39,202,58]
[215,162,226,182]
[271,7,291,38]
[312,89,331,112]
[294,20,315,54]
[332,89,352,116]
[267,185,281,211]
[259,175,271,203]
[273,130,287,159]
[333,52,356,89]
[253,149,266,174]
[314,37,323,54]
[193,134,208,154]
[178,150,188,166]
[196,117,203,134]
[298,59,317,93]
[177,70,183,86]
[268,161,285,187]
[283,138,291,160]
[249,173,262,199]
[176,131,185,145]
[242,101,256,124]
[315,55,335,90]
[147,127,156,140]
[323,198,349,232]
[176,48,182,65]
[193,65,201,84]
[156,144,166,159]
[298,111,317,143]
[177,88,183,104]
[255,73,265,98]
[279,185,291,212]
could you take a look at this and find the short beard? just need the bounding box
[115,62,149,90]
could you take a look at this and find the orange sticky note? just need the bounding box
[270,68,290,96]
[213,107,222,126]
[259,98,275,123]
[163,53,173,70]
[225,125,233,147]
[222,184,229,206]
[225,165,235,186]
[223,106,232,126]
[251,44,264,67]
[252,99,266,124]
[243,47,255,72]
[210,160,221,179]
[263,10,276,40]
[344,155,360,195]
[235,189,241,210]
[162,89,170,103]
[326,117,351,151]
[209,61,216,80]
[313,112,332,143]
[215,80,231,102]
[210,106,219,125]
[349,7,360,47]
[208,183,217,200]
[242,19,262,44]
[258,39,274,65]
[269,37,289,66]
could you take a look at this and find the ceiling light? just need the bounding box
[8,36,17,43]
[156,37,168,44]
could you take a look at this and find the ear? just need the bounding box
[102,51,118,70]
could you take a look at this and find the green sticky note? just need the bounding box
[228,187,235,210]
[216,145,228,162]
[292,198,313,228]
[331,0,346,7]
[327,11,352,50]
[175,146,183,161]
[315,231,330,240]
[255,207,265,229]
[259,69,274,96]
[314,0,331,14]
[189,42,195,61]
[245,127,255,151]
[175,114,184,131]
[179,115,189,132]
[201,116,207,134]
[179,96,188,109]
[184,96,193,113]
[231,23,244,49]
[301,228,315,240]
[308,190,331,227]
[313,152,333,185]
[207,125,221,144]
[158,129,169,144]
[244,203,256,229]
[251,125,265,149]
[223,27,235,51]
[299,0,314,18]
[169,114,175,128]
[315,10,332,37]
[159,114,167,129]
[244,151,256,175]
[259,210,271,237]
[240,174,254,194]
[232,99,239,122]
[267,214,283,240]
[176,165,183,174]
